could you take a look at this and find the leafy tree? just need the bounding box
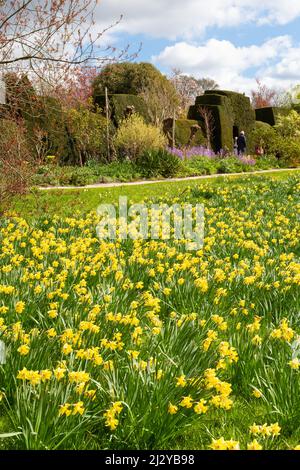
[140,79,179,126]
[93,63,161,95]
[92,62,179,124]
[251,79,278,109]
[275,110,300,138]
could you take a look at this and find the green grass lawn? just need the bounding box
[12,169,300,219]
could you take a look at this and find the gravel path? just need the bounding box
[39,167,300,191]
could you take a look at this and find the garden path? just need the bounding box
[39,167,300,190]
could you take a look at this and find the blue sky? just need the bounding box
[95,0,300,94]
[116,18,300,61]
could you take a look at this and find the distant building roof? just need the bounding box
[0,79,6,104]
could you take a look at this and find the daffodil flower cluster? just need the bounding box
[0,176,300,449]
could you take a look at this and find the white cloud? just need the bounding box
[152,36,300,94]
[95,0,300,40]
[94,0,300,93]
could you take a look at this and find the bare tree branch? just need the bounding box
[198,106,215,150]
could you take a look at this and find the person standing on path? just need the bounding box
[237,131,246,156]
[234,137,238,156]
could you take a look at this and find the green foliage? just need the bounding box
[270,138,300,167]
[140,80,179,125]
[187,105,197,121]
[95,94,150,127]
[114,114,167,161]
[65,104,110,165]
[183,156,218,175]
[248,121,275,153]
[215,105,234,152]
[195,94,228,107]
[254,155,282,170]
[137,149,182,178]
[174,120,206,147]
[67,169,96,187]
[182,155,281,176]
[209,104,233,152]
[3,74,72,162]
[32,161,143,187]
[93,62,174,96]
[212,90,255,136]
[274,110,300,138]
[93,63,179,125]
[32,152,292,188]
[188,101,233,151]
[189,90,255,152]
[205,90,255,146]
[292,104,300,114]
[92,161,141,182]
[264,110,300,166]
[216,157,253,174]
[22,96,73,164]
[245,110,300,166]
[253,120,273,132]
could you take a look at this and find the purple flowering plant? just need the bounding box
[167,146,216,160]
[237,155,256,166]
[167,146,257,166]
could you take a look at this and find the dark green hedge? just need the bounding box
[163,118,206,147]
[188,90,255,151]
[209,104,233,151]
[255,107,277,126]
[195,94,228,107]
[206,90,255,138]
[187,105,197,121]
[94,94,150,127]
[189,103,233,151]
[255,107,290,126]
[176,119,206,147]
[22,96,74,164]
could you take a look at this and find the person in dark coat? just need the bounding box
[237,131,246,155]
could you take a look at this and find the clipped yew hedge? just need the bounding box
[94,94,150,127]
